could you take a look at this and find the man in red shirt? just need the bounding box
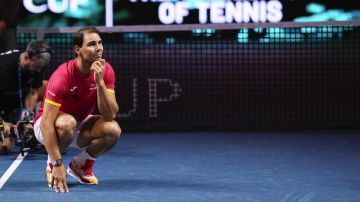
[34,26,121,193]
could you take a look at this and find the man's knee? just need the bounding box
[55,114,77,140]
[102,121,121,141]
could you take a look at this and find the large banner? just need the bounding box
[18,0,360,27]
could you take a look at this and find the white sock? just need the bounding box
[47,155,52,164]
[74,151,96,166]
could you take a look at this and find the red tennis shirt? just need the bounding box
[35,58,115,122]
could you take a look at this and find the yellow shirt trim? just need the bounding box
[107,89,115,94]
[45,99,61,107]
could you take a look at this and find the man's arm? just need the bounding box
[40,102,69,192]
[2,121,14,135]
[97,82,118,121]
[92,60,118,121]
[24,89,39,111]
[24,80,48,111]
[40,103,61,162]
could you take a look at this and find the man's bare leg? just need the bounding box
[77,116,121,157]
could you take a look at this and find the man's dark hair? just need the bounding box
[26,40,52,68]
[73,26,101,47]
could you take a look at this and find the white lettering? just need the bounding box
[259,0,267,23]
[23,0,87,14]
[243,1,260,23]
[162,1,283,24]
[197,2,210,24]
[225,1,242,23]
[175,2,189,24]
[210,2,225,23]
[267,0,283,22]
[23,0,48,13]
[70,86,78,92]
[47,90,56,97]
[23,0,284,25]
[159,2,175,24]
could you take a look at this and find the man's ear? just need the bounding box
[21,52,31,66]
[24,52,30,61]
[74,45,81,55]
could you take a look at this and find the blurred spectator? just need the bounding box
[0,40,51,154]
[0,0,21,52]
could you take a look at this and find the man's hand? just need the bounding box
[23,124,34,133]
[90,59,105,85]
[3,122,14,135]
[51,165,69,193]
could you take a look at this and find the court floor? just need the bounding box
[1,132,360,202]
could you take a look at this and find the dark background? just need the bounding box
[17,25,360,131]
[15,0,360,131]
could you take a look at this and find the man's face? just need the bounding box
[79,32,103,64]
[28,58,43,73]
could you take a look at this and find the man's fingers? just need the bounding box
[51,178,69,193]
[100,59,105,66]
[63,179,69,192]
[92,60,105,70]
[51,177,55,188]
[58,181,64,193]
[53,180,59,193]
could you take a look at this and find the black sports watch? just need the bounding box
[52,159,63,167]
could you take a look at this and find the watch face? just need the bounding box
[54,159,63,166]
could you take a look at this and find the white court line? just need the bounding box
[0,152,28,190]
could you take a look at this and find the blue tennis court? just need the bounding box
[1,132,360,201]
